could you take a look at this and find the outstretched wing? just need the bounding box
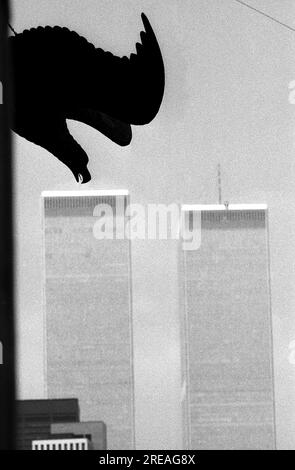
[97,13,165,125]
[10,13,165,125]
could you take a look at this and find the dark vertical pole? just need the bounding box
[0,0,16,450]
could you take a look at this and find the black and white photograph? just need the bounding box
[0,0,294,456]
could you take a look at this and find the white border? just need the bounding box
[41,189,129,198]
[181,203,268,211]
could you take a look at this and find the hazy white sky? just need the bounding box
[11,0,295,449]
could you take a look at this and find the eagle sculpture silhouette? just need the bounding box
[9,13,165,183]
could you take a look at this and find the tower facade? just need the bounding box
[42,190,134,450]
[180,204,276,450]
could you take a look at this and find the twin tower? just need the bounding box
[42,190,276,450]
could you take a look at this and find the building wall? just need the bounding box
[16,398,79,450]
[32,437,91,450]
[181,207,276,450]
[43,191,134,450]
[51,421,106,450]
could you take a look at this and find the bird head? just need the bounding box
[71,163,91,184]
